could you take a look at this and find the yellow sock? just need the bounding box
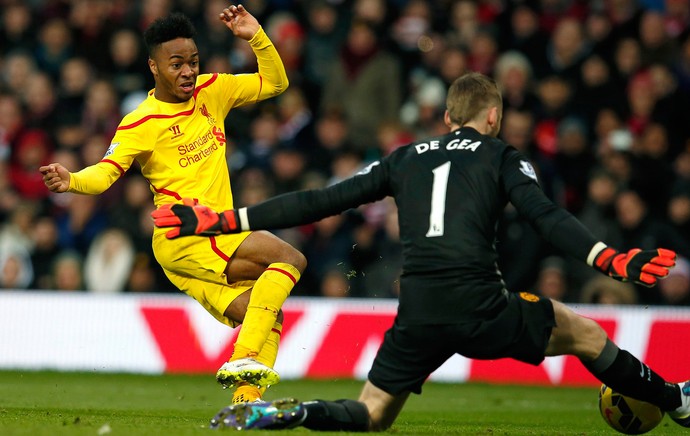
[232,383,264,404]
[256,323,282,367]
[231,325,282,404]
[231,263,299,360]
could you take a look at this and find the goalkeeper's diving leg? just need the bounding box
[209,380,405,431]
[546,299,690,426]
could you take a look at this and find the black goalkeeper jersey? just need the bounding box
[243,127,600,324]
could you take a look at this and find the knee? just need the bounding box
[287,249,307,274]
[276,309,284,324]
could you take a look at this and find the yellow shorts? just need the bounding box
[152,228,253,327]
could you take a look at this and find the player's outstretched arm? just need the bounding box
[588,243,677,287]
[153,161,390,239]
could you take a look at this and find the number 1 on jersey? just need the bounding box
[426,161,451,237]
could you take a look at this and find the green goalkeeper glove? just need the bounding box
[593,246,677,287]
[151,198,240,239]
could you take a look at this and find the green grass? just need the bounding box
[0,371,681,435]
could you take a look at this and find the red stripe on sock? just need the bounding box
[271,328,282,336]
[265,267,297,284]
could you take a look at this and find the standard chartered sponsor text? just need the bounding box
[177,131,219,168]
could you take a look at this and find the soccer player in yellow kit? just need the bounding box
[40,5,306,404]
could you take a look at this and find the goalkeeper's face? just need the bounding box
[149,37,199,103]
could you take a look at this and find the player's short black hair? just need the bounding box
[144,12,197,57]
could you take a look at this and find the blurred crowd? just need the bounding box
[1,0,690,306]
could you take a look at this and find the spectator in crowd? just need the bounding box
[108,28,151,98]
[68,0,117,73]
[1,50,36,98]
[83,228,136,294]
[302,109,353,179]
[580,275,638,305]
[554,117,597,213]
[493,50,538,113]
[51,250,84,291]
[301,0,347,110]
[264,12,305,81]
[269,145,308,196]
[54,192,109,257]
[80,79,121,139]
[535,256,570,302]
[537,17,589,83]
[638,9,678,67]
[0,201,37,257]
[668,185,690,243]
[658,256,690,305]
[22,72,58,132]
[321,19,402,152]
[612,37,643,86]
[675,32,690,92]
[29,216,61,290]
[575,54,626,125]
[34,18,73,80]
[503,4,548,66]
[0,247,33,290]
[615,189,690,303]
[0,3,35,56]
[9,130,53,202]
[276,86,313,149]
[446,0,480,48]
[0,94,27,162]
[55,57,93,148]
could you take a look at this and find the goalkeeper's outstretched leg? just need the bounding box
[545,299,689,424]
[209,380,404,432]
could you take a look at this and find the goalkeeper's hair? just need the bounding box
[144,12,197,56]
[446,72,503,127]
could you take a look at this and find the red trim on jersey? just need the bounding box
[100,159,125,176]
[210,236,230,262]
[194,73,218,98]
[150,184,182,200]
[117,109,195,130]
[265,267,297,285]
[117,74,219,130]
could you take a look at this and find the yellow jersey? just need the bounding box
[68,28,287,214]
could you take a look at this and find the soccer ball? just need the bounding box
[599,384,665,434]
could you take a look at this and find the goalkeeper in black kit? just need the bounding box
[152,72,690,432]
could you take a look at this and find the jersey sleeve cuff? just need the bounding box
[238,207,250,231]
[586,242,608,267]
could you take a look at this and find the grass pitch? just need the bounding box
[0,371,682,435]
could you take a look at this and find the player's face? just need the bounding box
[149,38,199,103]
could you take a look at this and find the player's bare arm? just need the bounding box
[39,163,71,193]
[219,4,260,40]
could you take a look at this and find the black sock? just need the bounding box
[301,399,369,432]
[581,339,681,411]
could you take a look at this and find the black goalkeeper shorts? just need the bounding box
[368,291,556,396]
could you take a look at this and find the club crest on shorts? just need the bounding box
[519,160,538,182]
[519,292,539,302]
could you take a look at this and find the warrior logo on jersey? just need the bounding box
[199,103,216,125]
[519,160,538,182]
[104,142,119,158]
